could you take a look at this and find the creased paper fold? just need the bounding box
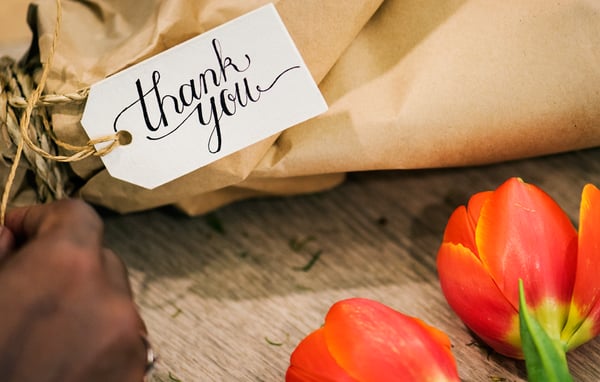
[7,0,600,214]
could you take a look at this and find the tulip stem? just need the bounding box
[518,280,573,382]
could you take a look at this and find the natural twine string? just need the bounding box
[0,0,122,224]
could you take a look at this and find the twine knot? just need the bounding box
[0,0,122,223]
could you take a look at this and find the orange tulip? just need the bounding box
[286,298,460,382]
[437,177,600,358]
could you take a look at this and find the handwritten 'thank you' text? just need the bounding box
[113,38,300,153]
[80,4,327,189]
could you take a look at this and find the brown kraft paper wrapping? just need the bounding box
[6,0,600,214]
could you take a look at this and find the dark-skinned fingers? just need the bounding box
[93,298,149,382]
[3,199,103,252]
[101,248,134,298]
[100,248,148,337]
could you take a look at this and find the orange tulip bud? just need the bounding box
[437,178,600,358]
[286,298,460,382]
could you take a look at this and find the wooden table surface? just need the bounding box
[99,147,600,382]
[2,3,600,381]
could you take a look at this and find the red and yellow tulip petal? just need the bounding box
[466,190,493,230]
[442,206,478,255]
[437,242,522,358]
[476,178,577,314]
[286,328,358,382]
[564,184,600,345]
[442,190,492,258]
[323,298,460,382]
[412,317,456,365]
[572,184,600,319]
[564,314,596,351]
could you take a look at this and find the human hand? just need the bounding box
[0,199,150,382]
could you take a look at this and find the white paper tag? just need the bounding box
[81,4,327,189]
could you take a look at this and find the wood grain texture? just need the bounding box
[101,147,600,382]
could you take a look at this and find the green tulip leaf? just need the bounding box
[518,280,573,382]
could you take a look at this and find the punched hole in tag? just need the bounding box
[116,130,133,146]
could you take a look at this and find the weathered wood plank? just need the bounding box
[105,148,600,381]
